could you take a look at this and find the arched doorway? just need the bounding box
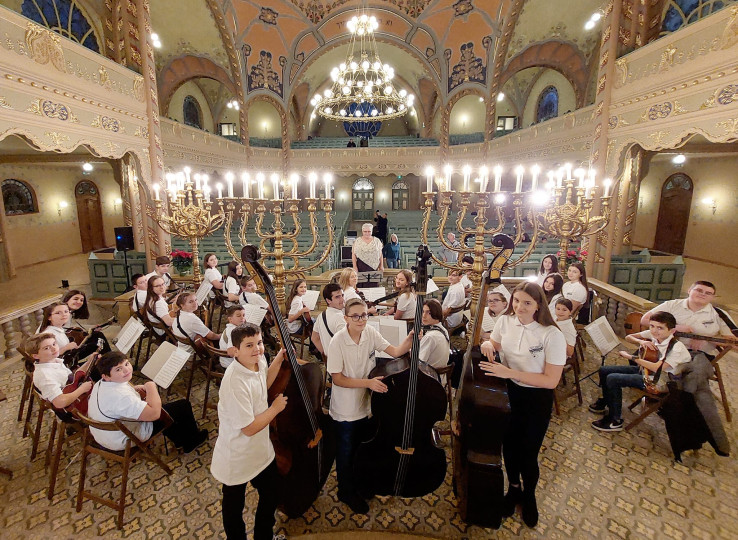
[352,178,374,221]
[392,180,409,210]
[653,173,693,254]
[75,180,106,252]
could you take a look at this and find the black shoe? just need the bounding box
[338,491,369,514]
[183,429,209,453]
[591,417,624,432]
[521,489,538,528]
[588,398,607,414]
[501,484,522,518]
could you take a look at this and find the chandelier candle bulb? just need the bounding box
[425,166,434,193]
[462,164,471,192]
[271,174,280,200]
[445,164,454,191]
[183,167,191,184]
[225,172,234,198]
[323,173,332,199]
[479,166,489,192]
[216,183,223,200]
[194,174,201,191]
[588,169,596,191]
[309,172,317,198]
[531,165,541,191]
[204,186,211,203]
[603,178,612,197]
[515,165,525,193]
[574,168,586,188]
[564,163,572,181]
[493,165,502,192]
[242,173,250,198]
[256,173,265,199]
[290,173,299,199]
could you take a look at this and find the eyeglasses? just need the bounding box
[692,288,714,296]
[488,299,504,303]
[348,313,369,321]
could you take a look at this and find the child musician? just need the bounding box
[327,298,413,514]
[311,283,346,356]
[535,255,559,286]
[210,324,287,540]
[383,270,415,320]
[479,282,566,528]
[38,302,80,358]
[219,305,246,369]
[143,276,174,334]
[442,269,466,330]
[589,311,691,432]
[481,290,508,342]
[338,267,361,303]
[145,256,173,290]
[87,352,208,452]
[222,261,243,308]
[239,275,270,310]
[543,273,565,318]
[203,253,224,298]
[562,262,589,312]
[62,289,112,355]
[553,298,577,357]
[172,292,221,354]
[130,273,149,313]
[286,279,311,334]
[418,299,450,371]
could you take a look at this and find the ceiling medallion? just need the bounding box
[310,7,414,123]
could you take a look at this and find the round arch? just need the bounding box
[158,56,238,115]
[245,94,288,152]
[441,88,486,149]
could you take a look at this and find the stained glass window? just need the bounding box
[660,0,736,35]
[535,86,559,124]
[353,178,374,190]
[2,179,38,215]
[21,0,100,53]
[183,96,202,129]
[343,102,382,139]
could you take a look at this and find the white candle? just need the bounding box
[574,168,585,188]
[515,165,524,193]
[603,178,612,197]
[256,173,265,199]
[462,165,471,192]
[564,163,572,181]
[216,183,223,199]
[547,171,555,191]
[556,169,564,188]
[425,166,434,193]
[309,172,317,198]
[271,173,280,200]
[241,172,250,198]
[588,168,596,192]
[194,173,201,191]
[493,165,502,192]
[177,172,184,191]
[202,174,209,194]
[479,165,489,192]
[290,173,299,199]
[323,173,332,199]
[226,172,234,198]
[444,164,453,191]
[531,165,541,191]
[153,183,160,201]
[183,166,191,184]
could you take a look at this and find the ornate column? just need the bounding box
[133,0,170,263]
[585,0,622,279]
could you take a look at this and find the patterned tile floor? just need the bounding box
[1,337,737,539]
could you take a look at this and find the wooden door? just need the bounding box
[352,178,375,221]
[392,180,409,210]
[75,180,106,252]
[653,173,693,255]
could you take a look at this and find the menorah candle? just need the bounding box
[271,173,280,200]
[425,167,434,193]
[309,172,317,198]
[290,173,299,199]
[494,166,502,192]
[323,173,332,199]
[242,173,250,198]
[257,173,265,199]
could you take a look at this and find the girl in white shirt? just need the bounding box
[554,298,577,357]
[172,292,220,354]
[481,291,508,342]
[419,299,450,371]
[38,302,78,356]
[542,273,564,318]
[219,305,245,368]
[203,253,224,299]
[562,262,589,313]
[535,254,559,287]
[144,276,174,334]
[222,261,243,308]
[286,279,311,334]
[384,269,415,320]
[338,267,361,303]
[480,282,566,529]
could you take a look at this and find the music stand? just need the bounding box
[580,317,624,384]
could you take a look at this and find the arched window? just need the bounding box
[183,96,202,129]
[343,102,382,139]
[21,0,100,53]
[661,0,736,35]
[535,86,559,124]
[2,179,38,215]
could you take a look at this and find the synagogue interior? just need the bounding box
[0,0,737,538]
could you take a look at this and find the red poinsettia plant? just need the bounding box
[170,250,193,264]
[557,247,588,266]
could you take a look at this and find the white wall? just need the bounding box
[168,81,215,133]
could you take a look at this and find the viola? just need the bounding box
[241,245,334,518]
[354,244,447,497]
[58,338,105,415]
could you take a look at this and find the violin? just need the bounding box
[63,316,116,366]
[58,338,105,415]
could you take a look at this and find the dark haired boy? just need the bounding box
[589,311,691,432]
[312,283,346,356]
[145,255,173,289]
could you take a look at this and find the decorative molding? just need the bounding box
[24,23,66,73]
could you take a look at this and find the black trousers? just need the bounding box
[221,460,280,540]
[152,399,200,448]
[503,381,553,493]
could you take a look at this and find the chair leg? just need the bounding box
[30,403,46,461]
[45,416,58,468]
[202,369,212,420]
[17,374,31,422]
[712,363,732,423]
[553,391,561,416]
[117,451,131,530]
[76,431,89,512]
[48,420,66,500]
[572,361,583,405]
[23,390,36,439]
[625,397,664,431]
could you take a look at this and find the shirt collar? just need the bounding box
[512,317,541,331]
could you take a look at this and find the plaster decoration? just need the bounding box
[25,23,66,73]
[716,84,738,105]
[0,97,11,110]
[448,42,486,92]
[658,44,677,72]
[260,7,279,25]
[715,117,738,134]
[98,66,112,90]
[91,115,124,133]
[615,57,628,87]
[133,76,144,101]
[134,126,149,139]
[26,99,79,123]
[453,0,474,17]
[719,6,738,49]
[44,131,71,147]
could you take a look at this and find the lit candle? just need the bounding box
[177,172,185,191]
[479,165,489,192]
[290,173,299,199]
[216,183,223,199]
[425,166,434,193]
[183,166,191,184]
[256,172,265,199]
[271,173,280,200]
[323,173,332,199]
[574,168,585,188]
[153,183,160,201]
[462,165,471,192]
[588,168,596,191]
[225,172,234,198]
[444,164,453,191]
[204,186,211,202]
[241,172,250,198]
[515,165,525,193]
[564,163,572,181]
[603,178,612,197]
[493,165,502,192]
[530,165,541,191]
[308,172,317,198]
[547,171,555,191]
[194,173,201,191]
[202,174,209,193]
[556,168,564,188]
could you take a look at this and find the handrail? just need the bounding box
[0,294,61,362]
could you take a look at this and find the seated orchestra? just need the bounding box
[24,244,736,538]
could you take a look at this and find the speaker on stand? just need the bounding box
[115,226,135,290]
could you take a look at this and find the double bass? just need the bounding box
[354,244,447,497]
[241,245,334,518]
[453,234,514,529]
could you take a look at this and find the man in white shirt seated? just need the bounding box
[442,269,467,332]
[312,283,347,357]
[87,351,208,453]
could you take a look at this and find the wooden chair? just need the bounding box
[431,363,455,446]
[45,412,84,499]
[24,383,56,462]
[74,410,173,530]
[18,357,35,437]
[553,334,584,416]
[443,304,469,337]
[207,288,227,332]
[199,341,228,419]
[172,334,210,402]
[625,389,668,431]
[139,312,176,364]
[710,346,732,422]
[289,321,311,359]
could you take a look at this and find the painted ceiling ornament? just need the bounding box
[448,42,486,91]
[248,50,284,97]
[453,0,474,17]
[260,7,279,25]
[311,5,415,123]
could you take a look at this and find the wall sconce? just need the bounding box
[114,197,123,211]
[702,197,717,215]
[58,201,68,216]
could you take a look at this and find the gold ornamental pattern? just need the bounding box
[24,23,66,73]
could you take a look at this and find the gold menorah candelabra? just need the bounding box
[148,169,225,284]
[219,172,336,311]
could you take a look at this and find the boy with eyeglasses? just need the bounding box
[326,297,413,514]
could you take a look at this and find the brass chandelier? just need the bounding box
[310,10,414,123]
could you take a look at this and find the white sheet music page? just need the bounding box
[357,287,386,302]
[368,316,408,358]
[585,316,622,356]
[242,304,267,326]
[302,289,320,311]
[141,342,192,389]
[195,280,213,306]
[426,279,439,294]
[114,317,146,354]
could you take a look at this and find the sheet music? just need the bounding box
[357,287,386,302]
[367,316,408,358]
[302,289,320,311]
[481,309,497,333]
[585,316,622,356]
[426,279,439,294]
[141,342,191,389]
[492,284,511,302]
[195,280,213,306]
[242,304,267,326]
[114,317,146,354]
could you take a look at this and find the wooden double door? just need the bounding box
[75,180,106,252]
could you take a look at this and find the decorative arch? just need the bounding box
[21,0,101,53]
[535,86,559,123]
[158,56,237,115]
[440,88,487,154]
[2,179,38,215]
[353,178,374,190]
[244,94,289,161]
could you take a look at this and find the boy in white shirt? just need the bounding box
[589,311,691,432]
[312,283,346,356]
[130,273,148,312]
[145,255,173,290]
[239,274,278,349]
[327,298,413,514]
[219,305,245,369]
[442,269,466,330]
[553,298,577,358]
[210,324,287,540]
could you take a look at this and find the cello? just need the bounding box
[354,244,447,497]
[241,245,334,518]
[452,233,515,528]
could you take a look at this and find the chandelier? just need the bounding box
[310,11,414,123]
